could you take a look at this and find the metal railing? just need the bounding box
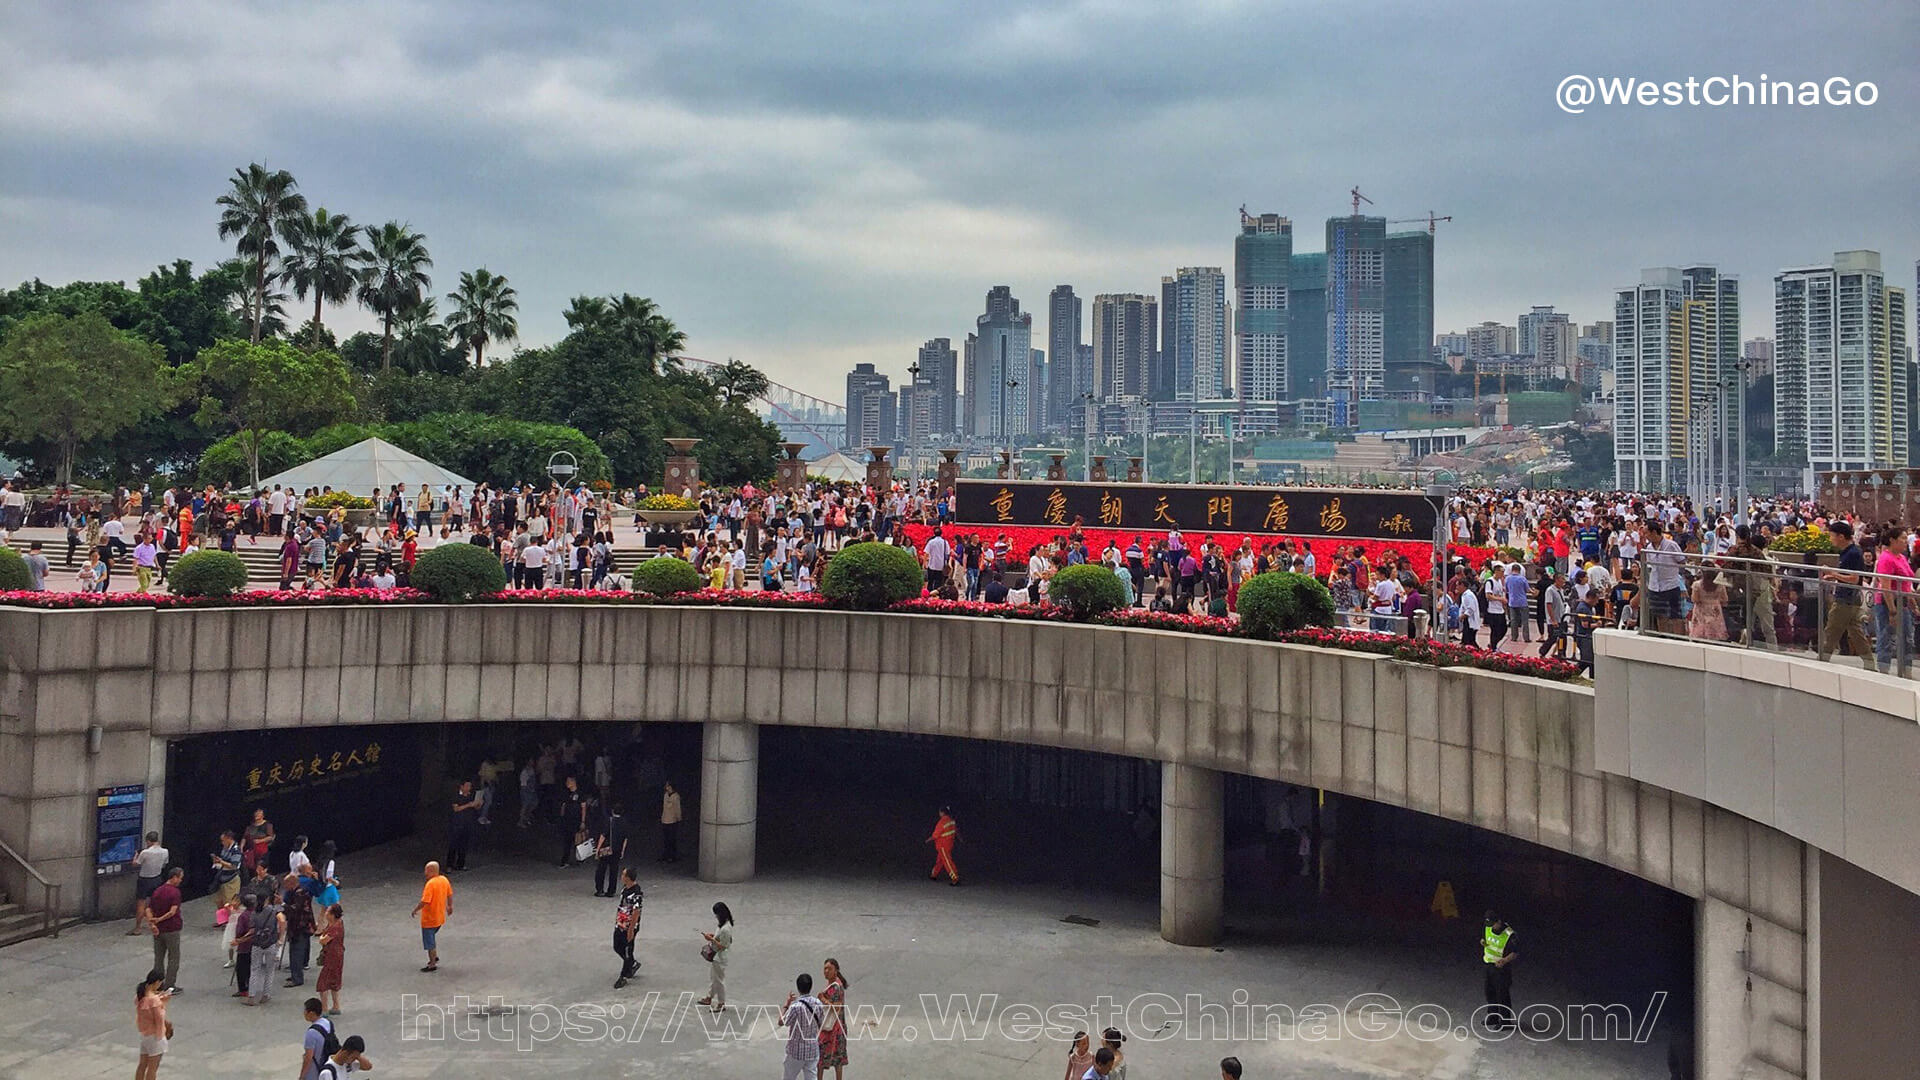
[1634,549,1915,677]
[0,834,62,940]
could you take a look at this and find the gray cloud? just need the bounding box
[1,0,1914,401]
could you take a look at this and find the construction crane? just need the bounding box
[1388,211,1453,235]
[1349,186,1373,215]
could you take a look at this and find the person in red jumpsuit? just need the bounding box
[926,806,960,885]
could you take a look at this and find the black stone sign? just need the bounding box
[953,479,1436,541]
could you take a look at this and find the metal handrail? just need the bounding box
[0,833,61,940]
[1633,546,1918,677]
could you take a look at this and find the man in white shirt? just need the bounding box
[728,542,747,590]
[268,487,288,535]
[130,832,169,933]
[1456,577,1483,648]
[923,528,951,589]
[520,536,548,589]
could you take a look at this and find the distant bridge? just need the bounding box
[677,355,847,455]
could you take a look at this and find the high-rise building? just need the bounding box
[844,362,896,448]
[965,286,1033,439]
[961,334,979,435]
[1383,229,1437,393]
[1028,349,1047,437]
[1152,277,1178,402]
[1612,265,1741,490]
[1775,251,1908,471]
[1092,293,1158,402]
[1518,307,1577,381]
[1046,286,1083,431]
[1742,337,1774,384]
[1517,306,1572,358]
[1323,215,1385,423]
[1466,321,1517,361]
[1235,211,1291,404]
[1288,252,1327,402]
[1169,267,1228,401]
[1435,331,1471,358]
[915,338,959,437]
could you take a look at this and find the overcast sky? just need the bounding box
[2,1,1914,402]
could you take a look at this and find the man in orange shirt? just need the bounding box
[926,806,960,886]
[409,861,453,973]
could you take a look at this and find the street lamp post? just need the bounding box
[1000,375,1020,481]
[1734,362,1750,524]
[907,358,923,486]
[1189,412,1198,483]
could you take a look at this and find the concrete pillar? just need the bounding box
[699,721,758,884]
[1160,762,1225,946]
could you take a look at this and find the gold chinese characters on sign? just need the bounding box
[1042,487,1069,525]
[990,487,1016,523]
[1206,496,1233,527]
[1152,496,1176,526]
[1098,490,1124,525]
[1262,494,1290,531]
[246,742,383,794]
[1318,497,1348,533]
[1377,513,1415,536]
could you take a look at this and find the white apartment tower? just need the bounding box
[1612,266,1741,491]
[1775,251,1909,471]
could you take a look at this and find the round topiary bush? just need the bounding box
[819,541,923,609]
[0,547,31,591]
[168,550,250,598]
[1048,562,1129,618]
[1237,571,1337,638]
[411,542,508,602]
[633,555,702,596]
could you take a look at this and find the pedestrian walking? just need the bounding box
[595,802,630,897]
[447,780,481,871]
[230,894,257,998]
[314,903,346,1016]
[282,873,315,987]
[658,781,682,863]
[245,887,285,1006]
[613,868,643,988]
[210,831,242,927]
[697,901,733,1012]
[818,958,850,1080]
[299,998,337,1080]
[926,805,961,885]
[147,866,185,993]
[411,861,452,973]
[134,970,172,1080]
[317,1034,373,1079]
[778,972,826,1080]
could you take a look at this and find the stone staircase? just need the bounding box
[0,889,78,948]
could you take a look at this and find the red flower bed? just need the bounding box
[898,524,1493,582]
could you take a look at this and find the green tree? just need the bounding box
[214,163,307,343]
[0,313,169,484]
[184,338,356,488]
[447,268,518,368]
[358,221,433,371]
[710,358,769,407]
[281,207,366,338]
[218,256,291,339]
[392,296,456,374]
[561,294,609,331]
[129,260,244,366]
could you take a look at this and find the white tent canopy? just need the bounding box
[806,450,866,483]
[258,437,477,495]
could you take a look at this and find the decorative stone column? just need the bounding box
[776,443,809,493]
[1046,453,1067,481]
[1160,762,1224,946]
[1127,457,1144,483]
[1090,456,1109,483]
[663,438,702,497]
[866,446,894,493]
[936,449,962,494]
[996,450,1013,480]
[699,721,758,883]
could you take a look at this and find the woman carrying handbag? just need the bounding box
[696,902,733,1013]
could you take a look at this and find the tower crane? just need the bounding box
[1349,186,1373,215]
[1388,211,1453,235]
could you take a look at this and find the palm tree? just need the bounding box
[392,296,451,375]
[214,163,307,342]
[218,257,292,339]
[446,268,520,368]
[562,294,610,332]
[280,208,365,336]
[357,222,433,371]
[711,358,769,407]
[601,293,685,369]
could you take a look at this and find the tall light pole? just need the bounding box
[1188,411,1198,483]
[907,357,922,485]
[1082,391,1096,481]
[1734,361,1750,524]
[1000,375,1020,480]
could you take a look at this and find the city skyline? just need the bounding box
[1,2,1914,404]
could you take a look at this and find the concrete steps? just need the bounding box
[0,891,78,948]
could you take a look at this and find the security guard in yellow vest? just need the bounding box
[1482,909,1517,1029]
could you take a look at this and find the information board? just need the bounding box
[95,784,146,875]
[953,479,1438,541]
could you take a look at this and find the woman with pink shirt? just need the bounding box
[1872,523,1915,673]
[134,969,171,1080]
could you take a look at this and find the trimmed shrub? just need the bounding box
[819,542,922,610]
[0,547,31,590]
[168,550,249,598]
[1236,571,1336,639]
[1048,563,1129,619]
[410,542,507,602]
[633,555,702,596]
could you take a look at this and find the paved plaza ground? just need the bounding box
[1,836,1668,1080]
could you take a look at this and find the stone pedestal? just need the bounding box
[1160,762,1225,946]
[663,438,702,497]
[936,449,962,494]
[1046,454,1066,481]
[699,721,758,884]
[996,451,1013,480]
[776,443,809,493]
[1090,457,1109,483]
[1127,457,1144,482]
[866,446,894,493]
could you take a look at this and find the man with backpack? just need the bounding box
[316,1034,373,1079]
[778,972,826,1080]
[300,999,338,1080]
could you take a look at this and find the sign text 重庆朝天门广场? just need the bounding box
[952,479,1437,541]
